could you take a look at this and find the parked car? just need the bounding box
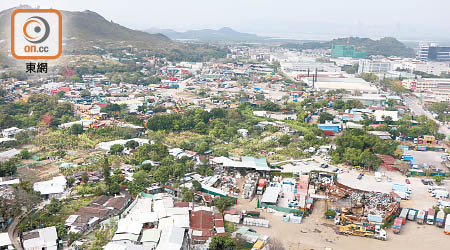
[357,173,364,180]
[405,178,410,184]
[387,176,392,182]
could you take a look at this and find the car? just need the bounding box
[405,178,410,184]
[387,176,392,182]
[357,173,364,180]
[421,179,428,185]
[333,168,339,172]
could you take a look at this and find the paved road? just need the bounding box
[404,95,450,139]
[8,215,23,250]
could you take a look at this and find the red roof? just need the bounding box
[190,210,214,230]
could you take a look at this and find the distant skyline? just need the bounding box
[2,0,450,41]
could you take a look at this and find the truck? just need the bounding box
[375,172,382,182]
[252,240,264,250]
[436,211,445,228]
[417,210,426,224]
[393,218,403,234]
[399,208,408,225]
[432,190,449,199]
[394,191,410,200]
[402,154,413,161]
[429,186,446,193]
[427,209,436,225]
[393,183,412,194]
[339,224,387,241]
[445,214,450,235]
[408,209,417,221]
[256,179,266,195]
[416,146,427,151]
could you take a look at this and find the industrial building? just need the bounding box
[302,77,378,94]
[417,43,450,61]
[358,59,391,74]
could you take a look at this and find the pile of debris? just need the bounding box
[241,173,259,199]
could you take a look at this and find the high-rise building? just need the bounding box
[417,43,450,61]
[331,45,366,59]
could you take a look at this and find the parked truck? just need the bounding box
[427,209,435,225]
[393,218,403,234]
[339,224,387,241]
[445,214,450,235]
[417,210,426,224]
[394,191,410,200]
[256,179,266,195]
[393,183,412,194]
[399,208,408,225]
[436,211,445,228]
[432,190,449,199]
[408,209,417,221]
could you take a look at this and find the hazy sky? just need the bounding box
[2,0,450,41]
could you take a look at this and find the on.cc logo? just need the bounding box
[23,16,50,44]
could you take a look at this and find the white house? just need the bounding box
[33,176,67,199]
[373,110,399,122]
[22,226,58,250]
[2,127,24,138]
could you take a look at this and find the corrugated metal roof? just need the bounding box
[140,228,161,243]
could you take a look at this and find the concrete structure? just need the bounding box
[0,232,12,250]
[373,110,399,122]
[402,78,450,93]
[358,59,391,73]
[303,77,378,94]
[417,43,450,61]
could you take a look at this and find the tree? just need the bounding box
[102,157,111,185]
[82,172,89,184]
[67,177,75,188]
[181,187,194,202]
[278,135,291,146]
[125,140,139,149]
[433,175,444,185]
[192,180,202,191]
[209,235,236,250]
[109,144,124,155]
[70,124,84,135]
[318,112,335,123]
[358,73,379,83]
[108,182,120,195]
[20,148,31,159]
[47,198,62,214]
[80,89,91,98]
[213,197,234,213]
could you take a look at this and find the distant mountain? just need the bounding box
[145,27,267,42]
[0,5,173,49]
[282,37,416,58]
[0,6,229,63]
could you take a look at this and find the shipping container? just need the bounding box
[393,217,403,234]
[417,210,426,224]
[399,208,408,225]
[436,211,445,228]
[408,209,417,221]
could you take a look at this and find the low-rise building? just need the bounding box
[22,226,58,250]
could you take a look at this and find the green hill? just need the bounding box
[283,37,415,58]
[0,6,229,63]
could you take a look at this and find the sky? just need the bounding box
[2,0,450,41]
